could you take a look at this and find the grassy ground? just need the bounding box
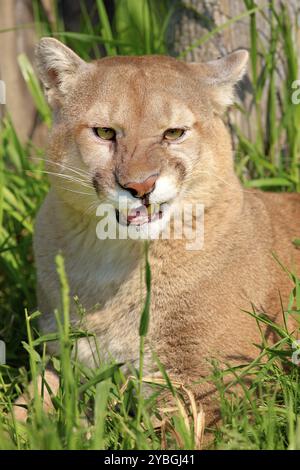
[0,0,300,450]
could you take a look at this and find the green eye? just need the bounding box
[94,127,116,141]
[164,128,185,141]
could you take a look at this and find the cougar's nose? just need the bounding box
[123,174,158,198]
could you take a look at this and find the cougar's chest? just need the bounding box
[65,236,141,312]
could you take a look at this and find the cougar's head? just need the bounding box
[36,38,248,237]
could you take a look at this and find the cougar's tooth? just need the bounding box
[147,204,154,216]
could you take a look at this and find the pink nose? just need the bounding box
[124,174,158,198]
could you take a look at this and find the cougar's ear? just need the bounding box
[35,37,86,109]
[190,50,249,112]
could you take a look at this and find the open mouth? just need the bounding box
[115,203,164,227]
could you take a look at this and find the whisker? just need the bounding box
[31,156,91,179]
[17,166,92,191]
[184,169,255,194]
[83,200,101,218]
[58,186,95,196]
[38,170,92,188]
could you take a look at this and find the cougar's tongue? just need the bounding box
[117,204,162,226]
[127,205,149,225]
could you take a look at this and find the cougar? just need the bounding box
[15,38,300,428]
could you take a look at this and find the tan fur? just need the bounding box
[13,369,59,421]
[29,39,300,426]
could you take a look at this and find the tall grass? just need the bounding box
[0,0,299,450]
[0,251,204,450]
[236,1,300,191]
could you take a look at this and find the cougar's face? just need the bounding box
[38,39,247,237]
[74,62,208,233]
[50,58,212,235]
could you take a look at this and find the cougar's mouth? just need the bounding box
[115,202,164,227]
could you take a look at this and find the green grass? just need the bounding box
[235,0,300,192]
[0,0,300,450]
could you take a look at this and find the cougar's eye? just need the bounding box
[163,128,185,141]
[94,127,116,141]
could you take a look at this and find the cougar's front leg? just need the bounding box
[13,367,60,422]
